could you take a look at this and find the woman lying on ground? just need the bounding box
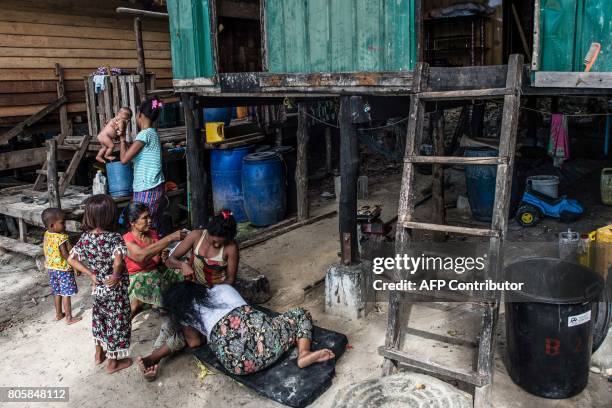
[123,202,187,319]
[165,210,239,286]
[137,281,335,380]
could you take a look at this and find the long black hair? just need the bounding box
[162,281,213,329]
[207,209,237,242]
[126,202,149,224]
[138,98,162,122]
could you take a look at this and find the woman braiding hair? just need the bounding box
[165,209,239,286]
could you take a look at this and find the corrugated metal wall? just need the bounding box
[166,0,216,79]
[265,0,416,73]
[539,0,611,72]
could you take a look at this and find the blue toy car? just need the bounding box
[516,189,583,227]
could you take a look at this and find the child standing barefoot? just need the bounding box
[68,195,132,374]
[42,208,83,325]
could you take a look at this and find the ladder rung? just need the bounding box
[36,170,65,177]
[402,221,500,237]
[378,346,489,386]
[419,88,512,100]
[57,145,79,151]
[405,156,506,165]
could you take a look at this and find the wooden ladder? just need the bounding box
[379,54,523,408]
[32,134,92,195]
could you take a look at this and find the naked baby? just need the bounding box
[96,107,132,163]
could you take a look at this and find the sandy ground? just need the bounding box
[0,174,611,408]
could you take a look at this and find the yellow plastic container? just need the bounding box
[588,225,612,284]
[601,168,612,205]
[205,122,225,144]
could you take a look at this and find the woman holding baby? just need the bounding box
[118,98,166,231]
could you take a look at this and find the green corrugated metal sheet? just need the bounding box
[265,0,416,73]
[539,0,612,72]
[166,0,216,79]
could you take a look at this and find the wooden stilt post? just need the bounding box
[338,96,359,265]
[431,110,445,242]
[134,17,147,101]
[275,127,283,147]
[182,93,208,228]
[296,103,310,221]
[325,127,333,175]
[46,140,60,209]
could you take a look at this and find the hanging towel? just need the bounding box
[548,113,570,168]
[93,75,106,93]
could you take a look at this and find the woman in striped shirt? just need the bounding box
[119,98,166,232]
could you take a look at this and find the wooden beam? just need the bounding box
[296,103,310,221]
[116,7,168,19]
[134,17,147,101]
[338,96,359,265]
[534,72,612,88]
[431,111,445,242]
[405,156,505,165]
[0,96,66,144]
[511,4,531,62]
[240,211,337,250]
[183,94,209,228]
[59,134,91,195]
[46,140,60,209]
[0,147,71,171]
[325,127,333,174]
[55,63,70,141]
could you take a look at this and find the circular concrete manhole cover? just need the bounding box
[332,373,472,408]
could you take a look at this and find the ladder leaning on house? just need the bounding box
[378,54,524,408]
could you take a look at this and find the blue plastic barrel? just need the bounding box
[464,148,498,222]
[204,108,231,126]
[106,161,133,198]
[242,151,287,226]
[211,146,254,222]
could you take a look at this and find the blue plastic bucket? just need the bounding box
[204,108,231,126]
[464,148,498,222]
[106,161,133,198]
[242,151,287,226]
[211,146,254,222]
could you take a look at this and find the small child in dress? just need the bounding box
[68,195,132,374]
[96,107,132,164]
[42,208,82,325]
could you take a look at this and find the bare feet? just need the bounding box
[297,348,335,368]
[137,357,158,382]
[106,357,133,374]
[95,155,106,164]
[55,313,65,321]
[104,155,116,162]
[65,316,82,325]
[95,348,106,365]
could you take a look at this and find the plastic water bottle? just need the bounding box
[92,170,107,195]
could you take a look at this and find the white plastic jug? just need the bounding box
[92,170,107,195]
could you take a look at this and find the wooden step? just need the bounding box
[401,221,500,237]
[418,88,512,101]
[404,156,507,165]
[378,346,489,386]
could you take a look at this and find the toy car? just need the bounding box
[516,189,583,227]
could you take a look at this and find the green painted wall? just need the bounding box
[166,0,216,79]
[265,0,416,73]
[539,0,612,72]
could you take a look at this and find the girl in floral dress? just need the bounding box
[68,194,132,374]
